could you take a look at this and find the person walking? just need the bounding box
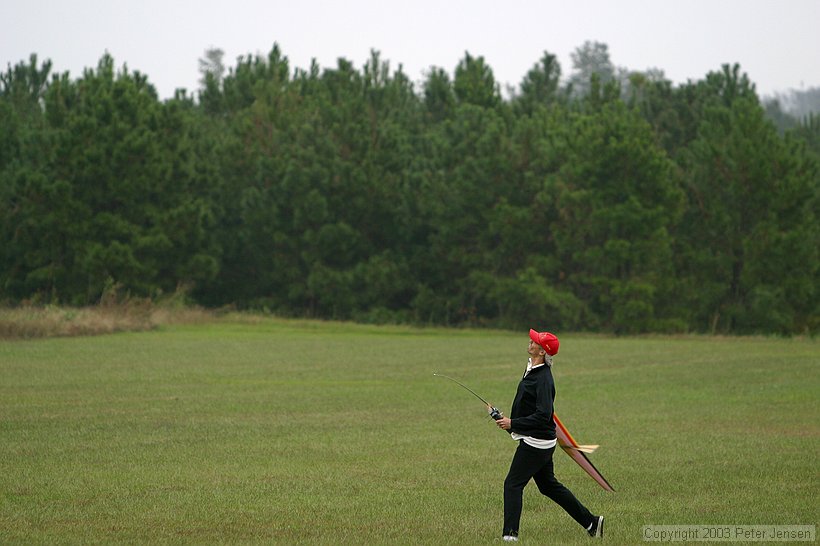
[494,328,604,541]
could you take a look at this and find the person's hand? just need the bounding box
[496,417,512,430]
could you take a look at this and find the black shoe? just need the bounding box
[502,530,519,541]
[588,515,604,538]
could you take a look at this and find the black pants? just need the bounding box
[503,441,594,536]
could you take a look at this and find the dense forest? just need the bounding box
[1,42,817,334]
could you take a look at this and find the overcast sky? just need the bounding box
[2,0,819,101]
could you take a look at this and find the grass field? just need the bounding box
[1,318,818,544]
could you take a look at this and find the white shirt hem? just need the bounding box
[511,432,557,449]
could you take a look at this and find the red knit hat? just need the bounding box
[529,328,560,356]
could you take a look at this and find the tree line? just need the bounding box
[1,42,817,334]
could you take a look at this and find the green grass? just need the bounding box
[1,318,818,544]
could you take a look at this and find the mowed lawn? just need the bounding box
[1,318,817,544]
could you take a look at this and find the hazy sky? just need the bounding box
[2,0,819,100]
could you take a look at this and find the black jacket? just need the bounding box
[509,364,556,440]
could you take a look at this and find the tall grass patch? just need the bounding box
[0,304,213,339]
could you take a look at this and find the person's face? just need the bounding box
[528,338,545,359]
